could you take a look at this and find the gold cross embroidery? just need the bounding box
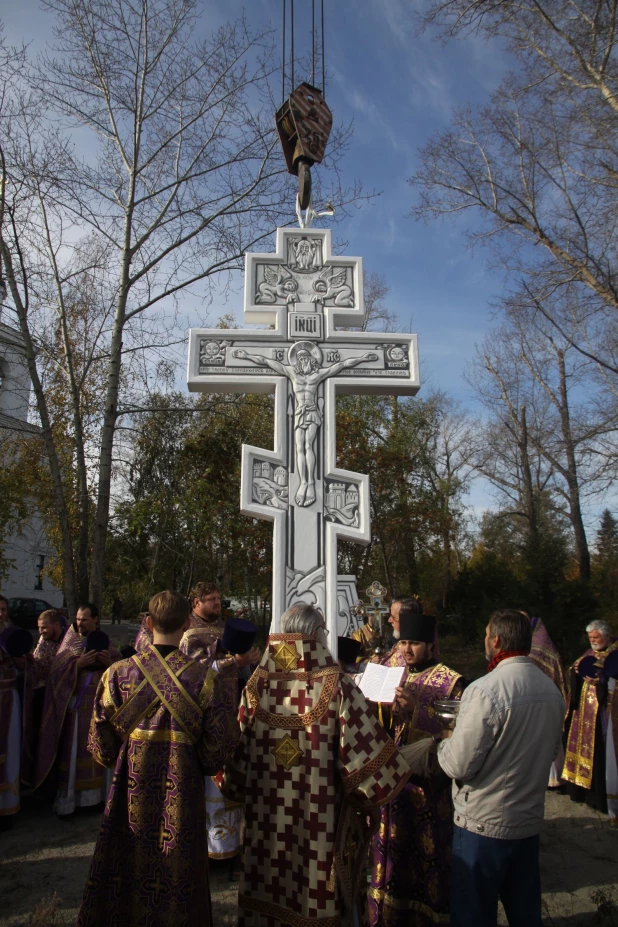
[272,733,303,770]
[272,641,300,672]
[120,677,137,698]
[147,869,164,902]
[159,769,173,798]
[158,820,173,851]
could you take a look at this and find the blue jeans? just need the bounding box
[450,826,542,927]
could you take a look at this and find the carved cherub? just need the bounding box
[256,266,299,305]
[311,267,354,307]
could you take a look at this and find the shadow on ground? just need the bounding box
[1,788,616,926]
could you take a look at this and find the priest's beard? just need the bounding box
[392,629,400,640]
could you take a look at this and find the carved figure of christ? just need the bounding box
[187,226,420,641]
[232,344,378,506]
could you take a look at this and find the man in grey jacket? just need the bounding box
[438,609,565,927]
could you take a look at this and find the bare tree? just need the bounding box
[361,272,398,333]
[421,0,618,119]
[423,394,476,607]
[413,0,618,378]
[0,1,358,615]
[468,314,617,581]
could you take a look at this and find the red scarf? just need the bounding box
[487,650,529,672]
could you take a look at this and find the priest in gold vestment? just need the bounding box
[369,609,463,927]
[136,581,256,862]
[563,619,618,824]
[222,603,411,927]
[77,590,240,927]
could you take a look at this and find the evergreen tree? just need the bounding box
[596,510,618,562]
[591,510,618,624]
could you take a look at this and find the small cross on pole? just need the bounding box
[363,581,391,656]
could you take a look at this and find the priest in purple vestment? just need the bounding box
[563,619,618,823]
[76,590,240,927]
[36,603,120,815]
[21,609,67,791]
[0,595,21,828]
[135,580,224,656]
[521,611,568,787]
[369,608,463,927]
[135,580,258,863]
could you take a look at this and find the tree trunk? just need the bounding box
[557,350,590,581]
[89,312,124,609]
[404,530,419,596]
[372,508,394,595]
[442,515,452,610]
[519,405,540,551]
[38,193,91,602]
[89,199,134,609]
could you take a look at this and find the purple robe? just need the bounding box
[369,661,463,927]
[135,613,222,658]
[529,617,568,787]
[529,617,567,700]
[135,615,245,861]
[21,634,65,790]
[35,626,120,797]
[76,644,239,927]
[563,639,618,810]
[0,649,20,817]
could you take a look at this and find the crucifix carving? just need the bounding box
[232,343,377,507]
[187,228,420,650]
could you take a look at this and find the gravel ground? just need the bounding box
[1,792,616,926]
[0,797,238,927]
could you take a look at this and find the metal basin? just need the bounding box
[435,699,461,729]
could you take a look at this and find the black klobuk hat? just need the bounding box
[399,611,436,644]
[85,629,110,652]
[0,626,34,657]
[119,644,137,659]
[337,636,361,665]
[221,617,257,655]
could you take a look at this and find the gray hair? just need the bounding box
[586,620,613,637]
[280,603,323,635]
[488,609,532,653]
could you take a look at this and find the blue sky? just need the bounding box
[2,1,524,517]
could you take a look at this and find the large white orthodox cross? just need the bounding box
[187,227,420,647]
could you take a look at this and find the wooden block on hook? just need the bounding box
[275,81,333,177]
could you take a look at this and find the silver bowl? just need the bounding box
[435,699,461,729]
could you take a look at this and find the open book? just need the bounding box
[357,663,406,703]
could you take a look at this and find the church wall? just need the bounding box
[0,323,31,421]
[1,513,63,606]
[0,320,63,607]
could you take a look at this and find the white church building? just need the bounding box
[0,316,63,607]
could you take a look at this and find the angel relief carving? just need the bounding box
[311,267,354,307]
[256,266,299,305]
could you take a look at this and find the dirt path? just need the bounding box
[1,792,616,926]
[534,792,618,926]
